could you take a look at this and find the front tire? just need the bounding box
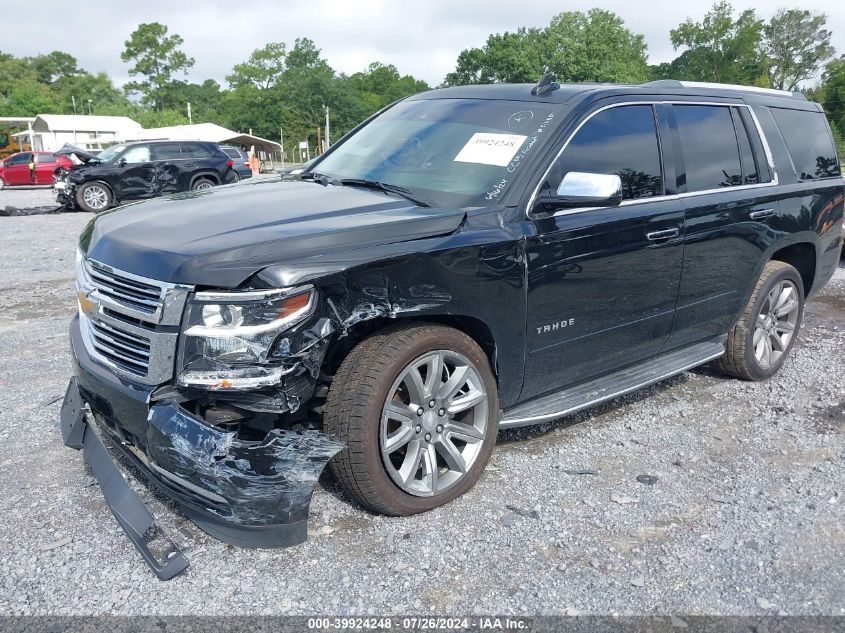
[0,176,5,190]
[324,323,499,516]
[715,260,804,381]
[76,182,112,213]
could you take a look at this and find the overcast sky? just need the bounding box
[5,0,845,87]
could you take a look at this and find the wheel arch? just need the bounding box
[189,171,220,188]
[321,314,499,385]
[770,241,816,297]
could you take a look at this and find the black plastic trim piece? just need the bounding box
[60,378,189,581]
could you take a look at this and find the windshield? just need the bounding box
[313,99,560,207]
[96,144,127,163]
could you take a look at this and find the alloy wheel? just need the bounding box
[754,279,800,369]
[380,350,489,497]
[83,185,108,210]
[194,181,213,191]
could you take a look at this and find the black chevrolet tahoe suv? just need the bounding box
[55,140,236,213]
[60,79,843,578]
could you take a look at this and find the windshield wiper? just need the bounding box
[298,171,331,185]
[335,178,430,208]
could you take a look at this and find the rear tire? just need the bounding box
[324,323,499,516]
[76,181,112,213]
[714,260,804,381]
[191,178,215,191]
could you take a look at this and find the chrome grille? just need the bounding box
[76,253,192,385]
[88,318,151,376]
[86,261,162,315]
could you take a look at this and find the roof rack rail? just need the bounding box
[642,79,805,99]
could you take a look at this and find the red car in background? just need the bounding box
[0,151,72,188]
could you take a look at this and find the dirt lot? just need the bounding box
[0,211,842,616]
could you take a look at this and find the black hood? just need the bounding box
[55,143,102,165]
[80,179,466,288]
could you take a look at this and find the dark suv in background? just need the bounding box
[55,140,236,212]
[220,145,253,182]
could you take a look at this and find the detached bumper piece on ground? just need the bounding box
[60,378,188,580]
[60,354,343,578]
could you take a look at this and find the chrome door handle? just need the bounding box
[749,208,774,220]
[646,228,680,241]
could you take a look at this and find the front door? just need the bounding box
[4,152,32,185]
[522,103,685,401]
[115,144,156,200]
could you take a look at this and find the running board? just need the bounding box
[500,338,725,429]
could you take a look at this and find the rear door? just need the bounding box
[35,153,57,184]
[151,142,186,194]
[664,102,779,349]
[182,142,219,186]
[522,102,685,400]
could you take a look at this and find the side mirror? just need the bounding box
[117,157,127,167]
[537,171,623,212]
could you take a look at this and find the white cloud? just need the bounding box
[4,0,844,87]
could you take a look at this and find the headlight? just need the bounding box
[177,287,315,390]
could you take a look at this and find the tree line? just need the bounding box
[1,2,843,157]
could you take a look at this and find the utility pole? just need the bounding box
[71,95,77,115]
[280,128,285,169]
[323,105,330,149]
[87,99,93,115]
[187,102,192,125]
[316,125,322,156]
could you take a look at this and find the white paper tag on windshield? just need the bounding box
[453,133,527,166]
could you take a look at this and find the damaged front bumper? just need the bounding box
[62,315,342,577]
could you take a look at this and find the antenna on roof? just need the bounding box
[531,71,560,96]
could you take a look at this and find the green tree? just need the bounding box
[763,9,835,91]
[121,22,195,110]
[668,2,767,85]
[55,72,129,114]
[813,57,845,136]
[160,79,225,124]
[0,52,37,102]
[227,42,287,90]
[445,28,544,85]
[0,79,58,116]
[344,63,429,113]
[32,51,80,83]
[444,10,648,86]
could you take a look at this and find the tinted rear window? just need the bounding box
[674,105,742,191]
[152,143,183,160]
[221,147,241,159]
[771,108,840,180]
[555,104,663,200]
[183,143,212,159]
[732,109,759,185]
[36,154,57,164]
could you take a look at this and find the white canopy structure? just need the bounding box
[136,123,282,155]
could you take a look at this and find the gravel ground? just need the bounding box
[0,213,842,616]
[0,185,60,213]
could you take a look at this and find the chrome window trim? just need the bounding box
[676,81,795,97]
[526,100,780,219]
